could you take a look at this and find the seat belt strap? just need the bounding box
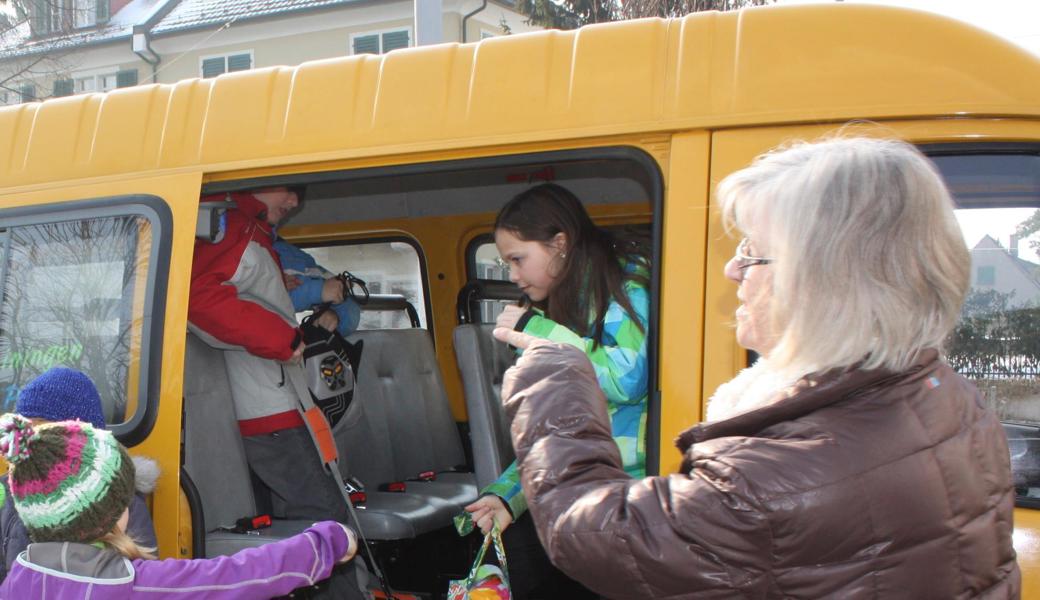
[285,364,394,598]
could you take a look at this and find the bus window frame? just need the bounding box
[198,145,665,476]
[0,194,171,447]
[465,232,499,284]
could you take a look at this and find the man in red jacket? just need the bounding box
[188,186,349,523]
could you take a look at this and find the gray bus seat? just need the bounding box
[183,332,446,547]
[183,333,316,556]
[340,329,478,512]
[452,324,517,490]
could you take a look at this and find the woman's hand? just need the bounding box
[336,523,358,563]
[496,305,527,331]
[464,495,513,535]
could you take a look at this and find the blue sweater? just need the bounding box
[273,239,360,337]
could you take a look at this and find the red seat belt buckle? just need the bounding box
[417,470,436,481]
[349,491,367,505]
[235,514,272,531]
[380,482,407,492]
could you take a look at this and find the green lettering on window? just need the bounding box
[1,342,86,372]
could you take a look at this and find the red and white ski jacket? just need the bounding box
[188,192,305,436]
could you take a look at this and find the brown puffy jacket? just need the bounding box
[505,342,1020,599]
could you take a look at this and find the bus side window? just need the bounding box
[467,240,513,324]
[930,150,1040,505]
[294,239,429,330]
[0,214,157,427]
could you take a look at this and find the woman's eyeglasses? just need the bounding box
[734,238,774,271]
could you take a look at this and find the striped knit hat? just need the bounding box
[0,413,135,544]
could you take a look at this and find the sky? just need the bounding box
[774,0,1040,55]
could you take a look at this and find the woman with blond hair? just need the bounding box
[494,137,1020,599]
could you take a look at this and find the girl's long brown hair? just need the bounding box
[495,183,649,346]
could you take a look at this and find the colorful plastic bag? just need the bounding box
[448,526,511,600]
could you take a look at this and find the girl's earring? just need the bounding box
[560,252,567,259]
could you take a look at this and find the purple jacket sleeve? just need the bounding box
[130,521,350,598]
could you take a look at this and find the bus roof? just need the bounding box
[1,3,1038,188]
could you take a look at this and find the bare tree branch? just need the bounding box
[516,0,772,29]
[0,0,102,101]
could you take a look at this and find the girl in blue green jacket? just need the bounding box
[463,183,650,599]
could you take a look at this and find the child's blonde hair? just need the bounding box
[100,524,157,560]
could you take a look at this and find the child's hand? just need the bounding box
[322,278,346,304]
[337,523,357,563]
[495,305,526,331]
[282,341,305,365]
[464,495,513,534]
[315,310,339,332]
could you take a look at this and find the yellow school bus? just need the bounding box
[0,3,1037,595]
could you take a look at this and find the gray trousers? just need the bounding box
[243,426,367,600]
[242,425,351,523]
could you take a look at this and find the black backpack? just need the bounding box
[299,307,363,428]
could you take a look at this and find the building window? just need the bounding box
[29,0,105,34]
[73,0,96,28]
[47,1,63,31]
[53,78,74,97]
[72,70,135,94]
[976,265,996,286]
[351,29,411,55]
[19,83,35,103]
[75,76,96,94]
[200,52,254,78]
[116,69,138,88]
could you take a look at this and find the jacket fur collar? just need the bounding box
[680,350,938,453]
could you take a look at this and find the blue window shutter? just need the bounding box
[227,53,252,73]
[353,34,379,55]
[53,78,74,97]
[116,69,137,88]
[96,0,109,22]
[29,0,45,35]
[201,57,225,78]
[19,84,35,103]
[382,30,409,52]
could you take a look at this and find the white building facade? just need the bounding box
[0,0,540,104]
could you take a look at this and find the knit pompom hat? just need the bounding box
[0,413,135,544]
[16,367,106,429]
